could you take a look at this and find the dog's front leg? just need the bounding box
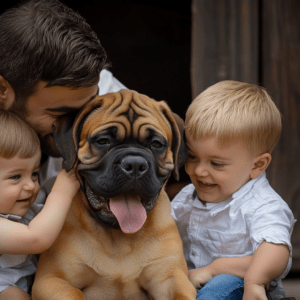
[140,266,197,300]
[32,276,85,300]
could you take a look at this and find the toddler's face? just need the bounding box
[185,132,258,203]
[0,152,41,217]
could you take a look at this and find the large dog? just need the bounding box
[32,90,196,300]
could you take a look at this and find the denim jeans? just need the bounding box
[196,274,244,300]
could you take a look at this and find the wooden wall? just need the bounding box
[192,0,300,271]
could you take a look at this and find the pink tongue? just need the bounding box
[110,192,147,234]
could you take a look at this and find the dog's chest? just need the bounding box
[79,234,155,299]
[82,280,151,300]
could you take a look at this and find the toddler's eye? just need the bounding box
[188,154,196,160]
[32,172,39,178]
[9,174,20,180]
[211,161,225,167]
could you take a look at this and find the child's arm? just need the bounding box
[0,169,80,255]
[243,241,290,300]
[188,242,289,299]
[188,255,252,289]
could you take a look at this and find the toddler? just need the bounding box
[171,81,295,300]
[0,109,79,300]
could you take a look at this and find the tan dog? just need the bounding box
[32,90,196,300]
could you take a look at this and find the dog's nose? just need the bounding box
[120,156,148,178]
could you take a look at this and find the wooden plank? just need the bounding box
[191,0,259,98]
[262,0,300,271]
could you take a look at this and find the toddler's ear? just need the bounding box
[250,153,272,179]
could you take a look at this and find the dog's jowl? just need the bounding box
[32,90,197,300]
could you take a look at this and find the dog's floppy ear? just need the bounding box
[161,106,188,181]
[52,98,105,172]
[52,112,78,172]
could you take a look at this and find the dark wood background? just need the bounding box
[1,0,300,272]
[0,0,192,120]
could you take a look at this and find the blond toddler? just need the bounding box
[171,81,295,300]
[0,110,79,300]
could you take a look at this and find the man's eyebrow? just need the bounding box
[46,90,99,113]
[46,106,81,113]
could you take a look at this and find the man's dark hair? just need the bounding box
[0,0,110,99]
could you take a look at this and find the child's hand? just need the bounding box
[51,169,80,199]
[188,267,213,289]
[243,283,268,300]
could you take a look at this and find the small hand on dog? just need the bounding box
[51,169,80,199]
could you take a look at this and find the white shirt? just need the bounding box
[171,172,295,299]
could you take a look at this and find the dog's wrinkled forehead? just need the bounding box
[78,90,173,146]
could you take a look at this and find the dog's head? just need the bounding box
[53,90,187,233]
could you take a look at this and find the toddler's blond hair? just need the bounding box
[185,81,282,155]
[0,109,40,159]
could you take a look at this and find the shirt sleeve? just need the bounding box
[250,198,295,252]
[250,197,296,279]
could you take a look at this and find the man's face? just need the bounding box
[10,81,99,156]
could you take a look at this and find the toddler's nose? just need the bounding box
[194,163,209,177]
[23,179,36,191]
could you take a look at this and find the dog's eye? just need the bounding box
[97,138,110,145]
[151,141,163,149]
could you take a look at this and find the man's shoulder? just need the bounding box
[98,69,127,95]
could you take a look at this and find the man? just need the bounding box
[0,0,127,207]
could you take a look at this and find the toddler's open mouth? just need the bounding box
[197,180,217,190]
[17,198,30,202]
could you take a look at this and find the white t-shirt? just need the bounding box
[171,172,295,299]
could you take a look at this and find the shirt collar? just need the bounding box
[231,171,266,200]
[192,171,267,214]
[192,189,232,211]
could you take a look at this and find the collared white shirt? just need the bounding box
[171,172,295,299]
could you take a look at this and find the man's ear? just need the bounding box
[0,76,15,109]
[250,153,272,179]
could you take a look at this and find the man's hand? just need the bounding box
[243,283,268,300]
[188,267,213,289]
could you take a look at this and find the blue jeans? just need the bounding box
[196,274,244,300]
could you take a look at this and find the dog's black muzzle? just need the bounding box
[78,147,165,199]
[76,146,170,229]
